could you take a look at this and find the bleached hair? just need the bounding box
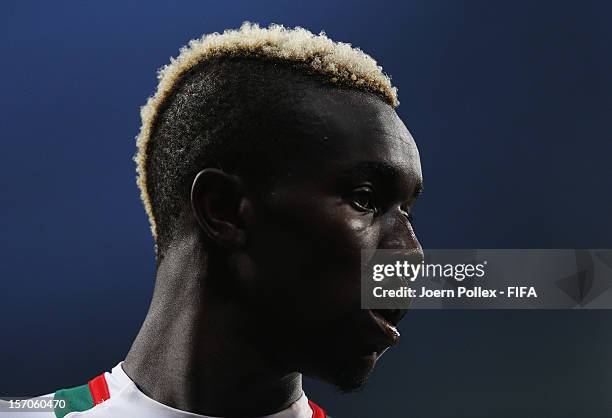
[134,22,399,244]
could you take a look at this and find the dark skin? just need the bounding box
[123,86,423,417]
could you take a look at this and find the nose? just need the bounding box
[374,209,423,324]
[379,206,421,253]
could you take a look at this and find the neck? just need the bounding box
[123,233,302,417]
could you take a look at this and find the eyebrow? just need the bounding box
[339,161,423,201]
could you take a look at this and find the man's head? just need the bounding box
[135,23,423,391]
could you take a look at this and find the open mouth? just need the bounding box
[368,309,404,346]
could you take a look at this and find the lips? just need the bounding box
[367,309,405,347]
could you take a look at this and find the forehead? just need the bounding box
[291,87,422,183]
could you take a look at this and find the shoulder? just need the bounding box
[1,363,128,418]
[52,373,109,418]
[54,363,131,418]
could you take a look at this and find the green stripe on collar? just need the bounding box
[53,384,94,418]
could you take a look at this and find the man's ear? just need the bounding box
[190,168,248,250]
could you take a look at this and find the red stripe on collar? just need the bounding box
[308,399,327,418]
[88,373,110,405]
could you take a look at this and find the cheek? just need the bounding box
[279,195,380,262]
[282,200,380,312]
[248,196,380,308]
[316,206,379,260]
[244,197,382,354]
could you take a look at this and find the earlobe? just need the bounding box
[190,168,248,250]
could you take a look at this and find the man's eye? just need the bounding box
[350,187,377,213]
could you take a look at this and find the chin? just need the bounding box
[313,350,382,393]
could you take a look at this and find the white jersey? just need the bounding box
[0,362,330,418]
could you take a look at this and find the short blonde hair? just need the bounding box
[134,22,399,247]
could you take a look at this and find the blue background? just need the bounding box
[1,1,611,417]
